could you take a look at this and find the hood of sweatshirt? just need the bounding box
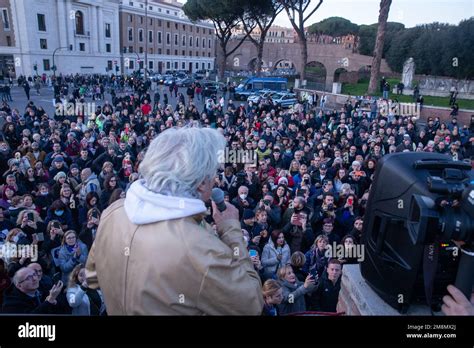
[123,179,207,225]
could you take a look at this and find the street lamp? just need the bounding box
[52,46,70,76]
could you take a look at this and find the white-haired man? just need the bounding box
[86,127,263,315]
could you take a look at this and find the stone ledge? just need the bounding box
[337,264,438,315]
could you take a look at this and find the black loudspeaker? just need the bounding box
[360,152,473,313]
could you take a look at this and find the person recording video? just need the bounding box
[85,127,263,315]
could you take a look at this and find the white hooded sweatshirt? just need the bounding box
[123,179,207,225]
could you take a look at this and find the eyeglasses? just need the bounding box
[18,273,38,284]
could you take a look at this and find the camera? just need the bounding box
[361,152,473,313]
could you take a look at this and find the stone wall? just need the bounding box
[414,75,474,100]
[296,88,473,125]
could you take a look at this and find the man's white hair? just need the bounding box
[139,127,226,198]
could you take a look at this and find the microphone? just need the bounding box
[211,188,227,212]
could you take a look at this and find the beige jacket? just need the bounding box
[85,197,263,315]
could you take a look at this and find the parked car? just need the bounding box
[176,77,195,87]
[164,76,177,86]
[272,92,298,108]
[247,89,275,104]
[150,74,163,82]
[201,80,220,97]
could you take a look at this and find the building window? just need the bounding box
[183,24,186,31]
[149,61,153,69]
[128,14,133,22]
[182,62,185,69]
[166,10,170,14]
[166,49,170,55]
[202,38,205,48]
[166,32,170,45]
[139,29,144,42]
[174,49,177,55]
[197,27,199,34]
[129,1,133,6]
[189,51,192,56]
[166,61,170,69]
[6,35,11,46]
[148,30,153,43]
[174,61,178,69]
[157,31,162,44]
[166,21,170,28]
[79,43,85,51]
[196,37,199,47]
[139,61,144,69]
[208,39,211,48]
[182,35,186,46]
[1,8,10,31]
[129,60,134,69]
[149,18,153,26]
[174,34,178,45]
[106,43,111,52]
[158,19,161,26]
[139,46,144,53]
[128,28,133,41]
[40,39,47,49]
[182,50,185,56]
[209,29,212,35]
[189,36,192,47]
[107,60,113,70]
[129,46,133,53]
[208,62,211,69]
[43,59,50,71]
[195,62,199,69]
[37,14,46,31]
[105,23,111,38]
[149,47,153,54]
[75,11,85,35]
[175,23,178,30]
[139,16,143,24]
[158,48,162,54]
[202,62,205,70]
[208,52,211,57]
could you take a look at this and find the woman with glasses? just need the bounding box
[100,174,120,208]
[57,230,88,284]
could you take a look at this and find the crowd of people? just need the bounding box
[0,71,473,316]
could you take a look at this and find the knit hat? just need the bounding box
[53,171,67,181]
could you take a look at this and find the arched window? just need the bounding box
[75,11,84,35]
